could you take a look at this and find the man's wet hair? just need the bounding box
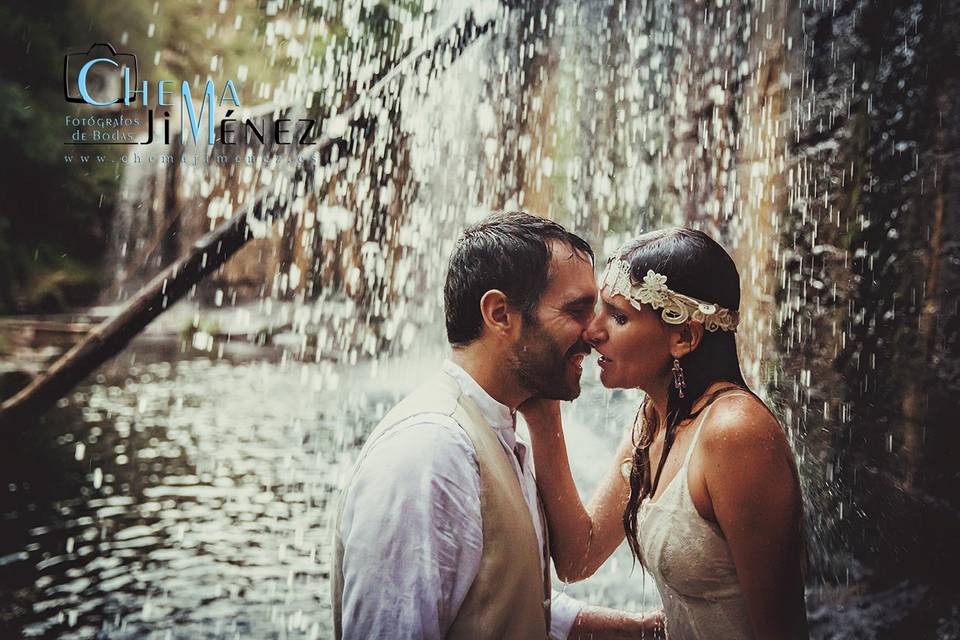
[444,211,594,346]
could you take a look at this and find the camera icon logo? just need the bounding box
[63,43,138,105]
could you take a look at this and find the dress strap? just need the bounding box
[682,392,754,467]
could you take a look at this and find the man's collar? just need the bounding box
[442,359,516,432]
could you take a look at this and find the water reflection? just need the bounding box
[0,338,651,639]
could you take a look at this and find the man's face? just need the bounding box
[513,242,598,401]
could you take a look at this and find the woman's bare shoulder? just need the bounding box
[699,389,793,464]
[697,388,802,524]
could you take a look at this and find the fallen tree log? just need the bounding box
[0,9,494,430]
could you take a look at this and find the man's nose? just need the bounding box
[583,315,606,347]
[579,308,596,331]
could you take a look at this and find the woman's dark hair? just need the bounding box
[444,211,593,346]
[620,227,751,563]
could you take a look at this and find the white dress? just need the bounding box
[637,394,755,639]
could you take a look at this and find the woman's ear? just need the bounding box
[669,321,705,358]
[479,289,517,338]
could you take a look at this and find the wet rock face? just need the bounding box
[782,0,960,584]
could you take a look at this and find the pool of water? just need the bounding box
[0,337,657,639]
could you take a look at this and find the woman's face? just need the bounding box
[583,288,674,389]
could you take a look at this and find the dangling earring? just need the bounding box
[672,358,686,398]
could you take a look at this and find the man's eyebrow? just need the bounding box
[563,294,597,309]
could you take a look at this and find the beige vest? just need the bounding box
[331,371,550,639]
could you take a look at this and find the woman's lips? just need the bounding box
[597,355,612,368]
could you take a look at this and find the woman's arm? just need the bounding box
[701,397,809,639]
[520,399,635,582]
[569,605,664,640]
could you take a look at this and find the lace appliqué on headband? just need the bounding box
[599,259,740,332]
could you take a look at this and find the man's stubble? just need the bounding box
[511,315,591,402]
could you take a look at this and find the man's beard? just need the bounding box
[512,316,591,401]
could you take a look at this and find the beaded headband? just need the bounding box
[598,258,740,332]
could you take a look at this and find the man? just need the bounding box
[331,212,662,639]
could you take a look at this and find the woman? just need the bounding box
[521,228,808,639]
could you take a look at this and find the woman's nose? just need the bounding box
[583,315,607,347]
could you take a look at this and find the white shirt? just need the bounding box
[338,360,584,639]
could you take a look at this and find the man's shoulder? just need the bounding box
[339,411,482,540]
[342,370,486,488]
[347,413,480,504]
[378,374,462,425]
[357,374,477,464]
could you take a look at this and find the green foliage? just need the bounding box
[0,0,275,314]
[0,2,115,312]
